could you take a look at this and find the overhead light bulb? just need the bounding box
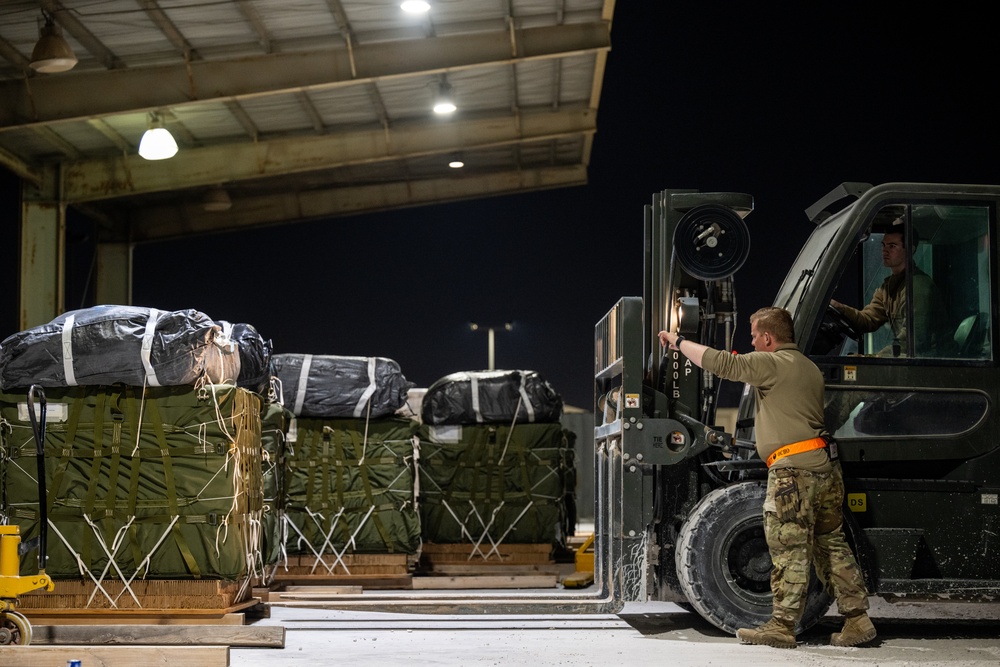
[138,115,178,160]
[448,160,464,169]
[433,82,456,115]
[29,15,77,73]
[401,1,431,13]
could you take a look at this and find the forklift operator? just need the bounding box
[659,307,876,649]
[829,227,948,356]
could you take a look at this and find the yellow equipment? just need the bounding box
[0,385,55,646]
[562,533,595,589]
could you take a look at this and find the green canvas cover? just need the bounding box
[283,416,420,555]
[260,401,292,569]
[418,422,574,546]
[0,384,263,580]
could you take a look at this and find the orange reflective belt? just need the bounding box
[766,437,826,468]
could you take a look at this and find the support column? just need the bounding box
[95,242,132,306]
[19,167,64,330]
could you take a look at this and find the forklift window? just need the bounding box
[822,204,992,361]
[825,387,988,439]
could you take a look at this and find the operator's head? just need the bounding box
[750,307,794,352]
[882,224,918,275]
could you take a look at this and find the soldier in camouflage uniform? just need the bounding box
[660,307,876,649]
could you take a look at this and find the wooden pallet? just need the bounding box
[267,552,415,589]
[17,578,260,625]
[419,542,553,567]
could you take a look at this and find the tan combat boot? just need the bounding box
[735,618,796,649]
[830,612,877,647]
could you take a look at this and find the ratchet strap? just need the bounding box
[766,437,827,468]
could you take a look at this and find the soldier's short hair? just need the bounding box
[750,307,795,344]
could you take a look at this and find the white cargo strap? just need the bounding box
[61,313,78,386]
[470,375,483,423]
[293,354,312,415]
[216,320,236,351]
[517,373,535,422]
[140,308,162,387]
[353,357,378,418]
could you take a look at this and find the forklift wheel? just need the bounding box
[675,481,832,635]
[0,610,32,645]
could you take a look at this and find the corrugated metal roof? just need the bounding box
[0,0,615,242]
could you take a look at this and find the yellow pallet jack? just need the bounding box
[561,533,595,589]
[0,385,55,645]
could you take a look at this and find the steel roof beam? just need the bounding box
[122,165,589,243]
[0,22,610,129]
[61,108,596,203]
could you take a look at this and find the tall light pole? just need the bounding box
[469,322,513,370]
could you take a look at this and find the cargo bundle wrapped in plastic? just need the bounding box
[0,384,264,602]
[272,353,413,419]
[259,401,293,584]
[0,305,242,390]
[281,416,421,570]
[420,369,563,425]
[417,420,575,558]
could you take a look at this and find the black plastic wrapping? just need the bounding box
[272,353,413,418]
[229,322,273,395]
[0,305,241,390]
[421,369,563,425]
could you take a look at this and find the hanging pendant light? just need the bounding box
[29,14,78,73]
[138,113,178,160]
[433,81,456,115]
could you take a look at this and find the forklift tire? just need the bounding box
[675,481,832,635]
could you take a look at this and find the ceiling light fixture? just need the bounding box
[448,159,465,169]
[433,81,456,115]
[138,113,178,160]
[202,186,232,212]
[29,13,78,73]
[400,1,431,13]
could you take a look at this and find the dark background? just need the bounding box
[2,4,996,409]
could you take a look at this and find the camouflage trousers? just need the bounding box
[764,462,869,624]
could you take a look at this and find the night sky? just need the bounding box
[2,4,997,410]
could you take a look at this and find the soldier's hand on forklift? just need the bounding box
[658,330,678,349]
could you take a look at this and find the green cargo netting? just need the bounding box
[418,422,575,547]
[260,402,292,570]
[283,416,420,555]
[0,384,263,581]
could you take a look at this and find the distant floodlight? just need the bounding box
[138,113,178,160]
[433,81,456,115]
[401,1,431,13]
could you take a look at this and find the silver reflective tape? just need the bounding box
[353,357,378,418]
[141,308,162,386]
[61,313,77,386]
[518,373,535,422]
[471,375,483,423]
[293,354,312,415]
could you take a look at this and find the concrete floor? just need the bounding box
[230,593,1000,666]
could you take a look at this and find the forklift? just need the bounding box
[595,182,1000,632]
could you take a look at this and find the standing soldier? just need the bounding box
[659,307,876,648]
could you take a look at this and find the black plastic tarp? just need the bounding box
[272,353,413,418]
[421,369,563,425]
[228,322,272,395]
[0,305,241,390]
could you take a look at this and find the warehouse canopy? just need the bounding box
[0,0,615,244]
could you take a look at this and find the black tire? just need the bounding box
[675,481,832,634]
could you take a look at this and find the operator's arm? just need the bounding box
[658,330,707,367]
[831,284,889,334]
